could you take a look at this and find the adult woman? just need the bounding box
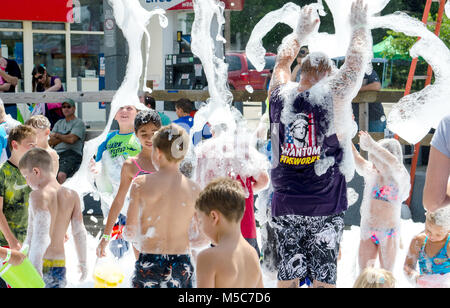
[31,65,64,128]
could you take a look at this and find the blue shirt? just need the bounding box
[173,116,194,134]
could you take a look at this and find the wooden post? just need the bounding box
[359,101,369,158]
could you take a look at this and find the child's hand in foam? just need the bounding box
[359,131,374,151]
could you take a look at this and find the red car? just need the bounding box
[226,52,276,91]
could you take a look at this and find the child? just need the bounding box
[352,131,410,272]
[96,109,161,259]
[0,125,36,288]
[353,267,396,288]
[404,207,450,288]
[0,100,21,164]
[195,177,264,288]
[0,125,36,251]
[25,115,59,176]
[194,123,270,257]
[91,104,144,258]
[173,98,194,134]
[124,124,204,288]
[19,148,87,288]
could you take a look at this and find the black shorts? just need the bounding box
[132,254,194,288]
[272,213,345,285]
[58,150,82,178]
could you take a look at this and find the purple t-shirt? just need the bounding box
[269,85,348,217]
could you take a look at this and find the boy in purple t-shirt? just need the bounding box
[268,1,371,288]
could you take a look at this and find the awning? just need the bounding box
[0,0,73,23]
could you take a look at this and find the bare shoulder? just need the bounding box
[121,158,138,177]
[29,190,47,210]
[410,233,426,250]
[57,186,79,203]
[197,247,219,267]
[185,176,201,196]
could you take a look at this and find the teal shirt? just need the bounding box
[95,131,142,162]
[159,111,171,126]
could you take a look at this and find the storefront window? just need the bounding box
[71,34,104,78]
[0,31,24,91]
[0,21,22,29]
[33,33,66,84]
[32,22,65,31]
[71,0,104,32]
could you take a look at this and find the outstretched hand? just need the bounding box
[359,131,375,151]
[295,5,320,39]
[350,0,368,29]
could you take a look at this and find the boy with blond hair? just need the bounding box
[19,148,87,288]
[0,125,36,288]
[195,177,264,288]
[124,123,205,288]
[0,125,36,250]
[25,115,59,176]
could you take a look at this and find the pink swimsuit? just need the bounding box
[132,158,153,180]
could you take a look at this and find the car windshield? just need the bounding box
[248,56,276,71]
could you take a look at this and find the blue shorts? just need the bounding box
[43,259,67,288]
[132,254,194,288]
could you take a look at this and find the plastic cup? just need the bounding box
[0,246,45,288]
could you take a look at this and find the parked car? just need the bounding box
[225,52,276,91]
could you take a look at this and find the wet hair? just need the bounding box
[25,115,51,130]
[144,96,156,109]
[134,109,162,132]
[152,123,189,163]
[353,268,396,288]
[19,147,53,173]
[195,177,246,223]
[175,98,194,114]
[425,207,450,229]
[8,125,36,151]
[300,52,334,76]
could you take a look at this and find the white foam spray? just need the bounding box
[370,12,450,144]
[64,0,168,206]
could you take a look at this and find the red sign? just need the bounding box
[168,0,245,11]
[0,0,73,23]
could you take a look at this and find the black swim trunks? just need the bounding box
[272,213,345,285]
[132,254,194,288]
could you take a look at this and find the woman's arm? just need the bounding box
[45,77,62,92]
[423,146,450,212]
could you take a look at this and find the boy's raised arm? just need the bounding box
[70,190,88,281]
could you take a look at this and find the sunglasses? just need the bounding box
[35,75,44,80]
[62,105,73,109]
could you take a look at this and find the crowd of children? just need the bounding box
[0,93,448,288]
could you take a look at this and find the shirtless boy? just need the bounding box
[20,148,87,288]
[124,124,204,288]
[195,177,264,288]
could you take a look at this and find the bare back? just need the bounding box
[44,186,78,260]
[201,238,263,288]
[135,170,200,255]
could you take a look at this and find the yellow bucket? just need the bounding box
[93,262,124,288]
